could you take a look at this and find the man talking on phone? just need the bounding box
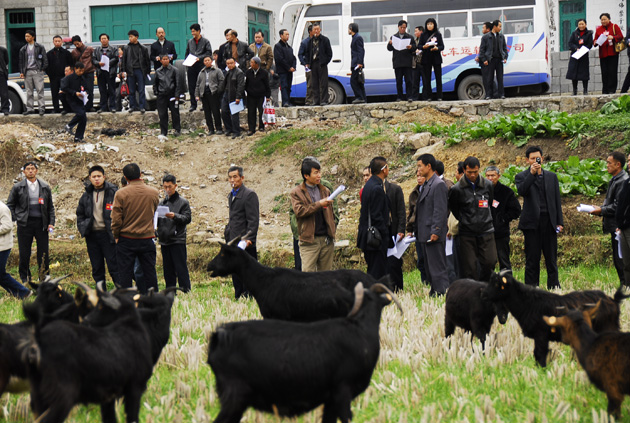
[515,146,564,289]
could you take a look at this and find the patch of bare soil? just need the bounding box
[388,107,458,126]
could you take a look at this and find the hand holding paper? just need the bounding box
[595,33,608,46]
[183,54,198,67]
[327,185,346,201]
[576,204,596,213]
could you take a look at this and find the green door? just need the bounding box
[5,9,35,73]
[559,0,585,51]
[248,7,271,45]
[91,1,198,58]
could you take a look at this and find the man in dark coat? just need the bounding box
[46,36,72,114]
[216,28,232,72]
[384,165,406,291]
[0,44,9,115]
[70,35,95,111]
[274,29,296,107]
[224,166,259,299]
[153,55,182,137]
[357,157,390,279]
[515,146,564,289]
[120,30,151,113]
[386,19,416,102]
[298,25,314,105]
[93,33,119,113]
[348,22,366,103]
[185,23,212,111]
[478,20,508,99]
[305,22,333,106]
[222,30,254,71]
[590,152,628,284]
[61,63,89,142]
[485,166,521,270]
[76,165,119,286]
[150,27,177,71]
[244,57,270,136]
[220,58,245,138]
[616,153,630,285]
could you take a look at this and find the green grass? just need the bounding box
[0,264,627,422]
[251,128,342,156]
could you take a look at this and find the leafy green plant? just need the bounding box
[600,94,630,115]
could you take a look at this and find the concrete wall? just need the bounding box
[0,0,69,51]
[550,50,630,94]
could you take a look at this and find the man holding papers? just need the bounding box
[153,55,183,138]
[384,163,406,292]
[291,157,336,272]
[61,62,88,142]
[594,13,623,94]
[566,19,593,96]
[386,20,416,102]
[185,23,212,111]
[220,58,245,138]
[93,33,118,113]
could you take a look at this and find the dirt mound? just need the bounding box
[389,107,457,126]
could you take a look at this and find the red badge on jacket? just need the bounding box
[38,198,44,205]
[106,203,113,211]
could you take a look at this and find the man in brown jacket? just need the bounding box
[111,163,159,293]
[249,31,274,71]
[290,157,335,272]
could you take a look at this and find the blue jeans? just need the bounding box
[127,69,147,110]
[0,249,30,298]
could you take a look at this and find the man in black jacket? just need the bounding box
[348,22,366,104]
[185,23,213,111]
[220,58,245,138]
[590,152,628,283]
[153,55,182,137]
[357,157,390,279]
[448,156,496,281]
[479,20,508,99]
[298,25,313,105]
[244,57,270,136]
[222,30,254,71]
[61,63,88,142]
[157,174,192,292]
[274,29,296,107]
[305,22,333,106]
[150,27,177,71]
[216,28,232,72]
[485,166,521,270]
[46,36,72,114]
[121,30,151,113]
[76,165,119,286]
[225,166,259,299]
[384,165,406,291]
[515,146,564,289]
[93,33,119,113]
[616,153,630,285]
[386,20,416,102]
[0,44,9,115]
[6,162,55,283]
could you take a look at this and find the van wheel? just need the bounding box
[328,81,345,105]
[8,90,23,114]
[457,75,485,100]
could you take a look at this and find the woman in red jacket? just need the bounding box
[594,13,623,94]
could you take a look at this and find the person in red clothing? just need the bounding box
[594,13,623,94]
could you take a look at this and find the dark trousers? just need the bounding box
[394,67,412,99]
[293,238,302,270]
[97,71,116,111]
[452,235,461,279]
[157,95,181,136]
[17,218,49,282]
[116,237,158,294]
[304,70,313,105]
[622,66,630,93]
[127,69,147,110]
[350,68,366,101]
[600,55,619,94]
[415,241,428,283]
[201,90,222,131]
[86,231,118,285]
[221,93,241,135]
[422,64,442,99]
[0,72,8,114]
[310,62,329,105]
[0,249,30,298]
[67,100,87,140]
[572,80,589,94]
[495,235,512,271]
[84,72,95,111]
[247,95,265,132]
[278,72,293,106]
[387,255,404,291]
[364,249,387,279]
[421,241,449,294]
[233,246,257,299]
[611,232,625,284]
[523,213,559,289]
[411,66,422,100]
[161,243,191,292]
[187,65,203,109]
[484,58,504,98]
[49,76,62,113]
[459,233,497,282]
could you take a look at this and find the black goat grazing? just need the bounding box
[24,284,153,423]
[485,271,629,367]
[544,303,630,419]
[444,279,508,350]
[28,275,74,314]
[207,282,403,423]
[136,287,178,365]
[206,234,391,322]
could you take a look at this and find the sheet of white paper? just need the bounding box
[182,54,198,67]
[571,45,590,60]
[237,240,247,250]
[391,36,411,51]
[157,205,170,217]
[617,231,623,259]
[229,101,245,115]
[595,33,608,46]
[445,238,453,256]
[100,55,110,72]
[404,236,416,244]
[80,91,88,106]
[327,185,346,201]
[387,236,411,259]
[153,212,158,229]
[576,204,596,213]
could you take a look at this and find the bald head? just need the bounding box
[156,27,165,41]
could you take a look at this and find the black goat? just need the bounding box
[485,271,629,367]
[207,282,402,423]
[206,235,391,321]
[24,285,153,422]
[544,304,630,419]
[136,287,178,365]
[444,279,508,350]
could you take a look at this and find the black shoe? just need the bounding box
[65,125,74,136]
[215,130,223,135]
[407,98,413,103]
[352,99,366,104]
[23,110,32,115]
[61,110,68,115]
[140,108,145,114]
[395,98,403,102]
[111,109,116,114]
[259,126,265,131]
[174,131,181,137]
[436,98,443,101]
[97,109,103,114]
[3,112,8,116]
[208,130,215,135]
[188,107,196,112]
[224,131,232,136]
[247,131,254,136]
[500,96,505,99]
[74,137,83,143]
[232,133,241,139]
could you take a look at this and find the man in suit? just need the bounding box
[150,27,177,71]
[485,165,521,270]
[479,20,508,99]
[415,153,449,296]
[0,44,9,116]
[386,20,416,102]
[46,35,72,114]
[305,22,333,106]
[617,153,630,285]
[384,161,406,291]
[590,152,628,283]
[357,157,390,279]
[297,25,314,106]
[348,22,366,104]
[224,166,259,299]
[515,146,564,289]
[274,29,297,107]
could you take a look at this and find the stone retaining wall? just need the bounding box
[550,50,630,94]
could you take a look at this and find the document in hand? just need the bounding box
[576,204,596,213]
[391,36,411,51]
[157,205,170,217]
[327,185,346,201]
[100,55,110,72]
[182,54,198,67]
[387,235,413,259]
[80,91,88,106]
[571,46,589,60]
[595,33,608,46]
[229,101,245,115]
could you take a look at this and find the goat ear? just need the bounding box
[98,292,121,310]
[370,283,403,315]
[72,281,98,307]
[48,274,72,286]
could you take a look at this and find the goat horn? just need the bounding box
[347,282,365,318]
[226,235,242,246]
[96,280,106,292]
[241,230,254,240]
[370,283,404,315]
[72,281,98,307]
[98,293,121,310]
[47,274,72,285]
[499,269,512,276]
